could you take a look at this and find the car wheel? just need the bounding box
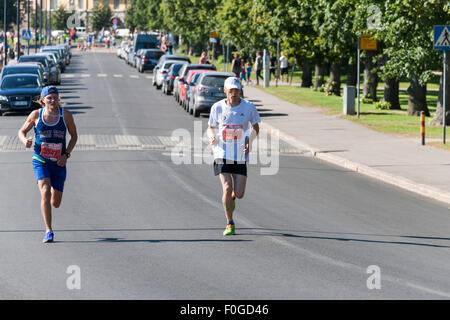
[0,111,3,117]
[193,105,200,118]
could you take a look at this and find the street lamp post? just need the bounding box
[34,0,37,52]
[39,0,42,47]
[16,0,20,59]
[3,0,7,66]
[27,0,30,54]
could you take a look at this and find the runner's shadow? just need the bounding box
[56,238,252,244]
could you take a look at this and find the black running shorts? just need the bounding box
[214,159,247,177]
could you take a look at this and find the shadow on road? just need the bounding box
[0,227,449,248]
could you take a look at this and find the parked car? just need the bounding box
[136,49,164,73]
[17,62,48,85]
[1,65,45,87]
[40,46,66,71]
[0,74,43,116]
[117,41,128,58]
[174,64,216,105]
[188,72,236,117]
[162,62,188,95]
[122,43,130,60]
[185,72,207,114]
[153,55,191,85]
[153,60,180,89]
[179,69,211,110]
[18,55,60,85]
[127,47,137,67]
[33,53,62,84]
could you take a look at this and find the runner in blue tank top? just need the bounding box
[18,86,78,243]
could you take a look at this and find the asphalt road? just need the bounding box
[0,49,449,300]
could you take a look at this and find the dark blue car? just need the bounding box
[0,74,43,116]
[162,62,188,95]
[136,49,164,73]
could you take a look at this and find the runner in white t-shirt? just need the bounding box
[207,77,261,236]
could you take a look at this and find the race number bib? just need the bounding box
[222,125,243,142]
[40,142,62,160]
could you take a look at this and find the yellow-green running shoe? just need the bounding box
[223,224,235,236]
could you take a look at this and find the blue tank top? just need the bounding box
[33,107,67,163]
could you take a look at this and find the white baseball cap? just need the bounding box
[224,77,242,90]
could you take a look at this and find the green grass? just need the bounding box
[185,52,447,146]
[261,85,447,142]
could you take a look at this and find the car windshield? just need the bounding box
[170,64,184,76]
[43,50,60,59]
[201,76,228,87]
[145,51,164,59]
[19,57,48,68]
[1,76,39,89]
[190,73,201,85]
[163,62,175,70]
[3,68,37,76]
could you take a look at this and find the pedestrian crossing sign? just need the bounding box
[434,26,450,50]
[21,30,32,41]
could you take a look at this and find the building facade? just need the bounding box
[40,0,129,28]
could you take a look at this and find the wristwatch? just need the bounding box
[64,152,71,159]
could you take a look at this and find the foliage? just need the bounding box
[91,3,112,31]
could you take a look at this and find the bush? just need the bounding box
[362,98,373,104]
[374,100,391,110]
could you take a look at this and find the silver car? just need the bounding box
[153,60,180,90]
[188,72,236,117]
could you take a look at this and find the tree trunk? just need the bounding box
[407,75,429,116]
[431,57,450,126]
[363,50,378,101]
[326,63,341,96]
[313,63,325,90]
[346,63,357,86]
[301,62,312,87]
[383,77,400,109]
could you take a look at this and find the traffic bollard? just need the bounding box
[420,111,425,145]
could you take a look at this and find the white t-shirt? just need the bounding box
[208,98,261,162]
[280,55,288,68]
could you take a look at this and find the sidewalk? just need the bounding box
[244,85,450,206]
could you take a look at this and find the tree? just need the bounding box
[0,1,17,30]
[378,0,449,117]
[52,5,73,31]
[90,3,112,32]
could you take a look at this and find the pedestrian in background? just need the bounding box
[279,51,289,82]
[245,60,252,85]
[240,59,246,83]
[231,52,242,78]
[200,51,208,64]
[255,51,263,85]
[270,53,277,81]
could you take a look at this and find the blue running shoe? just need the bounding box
[43,230,54,243]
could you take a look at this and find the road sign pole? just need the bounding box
[357,40,361,118]
[3,0,7,66]
[27,0,30,55]
[444,49,447,144]
[17,0,20,59]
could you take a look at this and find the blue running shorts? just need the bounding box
[32,158,67,192]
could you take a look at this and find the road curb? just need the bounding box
[260,122,450,206]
